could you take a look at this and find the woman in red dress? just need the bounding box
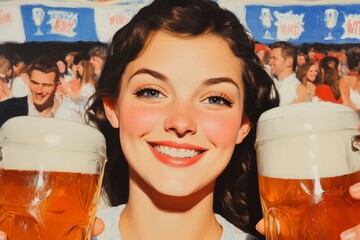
[315,56,343,104]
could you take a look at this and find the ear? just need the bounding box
[103,98,119,128]
[286,57,294,68]
[235,115,252,144]
[54,81,60,92]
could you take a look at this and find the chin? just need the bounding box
[154,177,214,199]
[153,181,195,196]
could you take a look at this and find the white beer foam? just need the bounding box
[0,116,107,174]
[256,102,360,179]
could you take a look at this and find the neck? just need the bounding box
[307,79,315,84]
[120,170,222,240]
[276,68,294,81]
[33,99,56,117]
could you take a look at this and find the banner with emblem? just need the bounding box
[21,4,97,42]
[246,4,360,44]
[0,1,359,44]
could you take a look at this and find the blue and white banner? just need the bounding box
[246,4,360,44]
[21,4,97,42]
[0,1,359,44]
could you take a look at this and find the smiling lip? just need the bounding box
[148,141,206,168]
[33,95,45,100]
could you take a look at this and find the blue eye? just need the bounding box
[135,88,163,99]
[206,96,232,106]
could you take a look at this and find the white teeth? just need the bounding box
[154,145,200,158]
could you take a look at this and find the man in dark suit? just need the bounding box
[0,56,60,127]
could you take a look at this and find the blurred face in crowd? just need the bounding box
[297,55,306,67]
[56,60,66,75]
[90,56,104,74]
[270,48,290,79]
[77,63,84,78]
[308,50,316,62]
[256,50,265,62]
[12,61,25,76]
[71,64,78,77]
[29,70,58,110]
[306,63,319,82]
[65,54,75,68]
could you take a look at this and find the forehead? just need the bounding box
[127,31,243,85]
[309,64,319,70]
[31,70,56,83]
[271,48,283,57]
[91,56,102,61]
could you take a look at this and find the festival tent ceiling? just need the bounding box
[0,0,359,44]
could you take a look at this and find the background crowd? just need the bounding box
[0,13,359,240]
[0,41,359,126]
[0,43,107,125]
[255,41,360,116]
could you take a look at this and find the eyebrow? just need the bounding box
[30,79,55,87]
[129,68,168,82]
[202,77,240,90]
[129,68,240,90]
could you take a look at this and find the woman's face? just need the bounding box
[306,63,319,82]
[12,61,24,76]
[256,50,265,61]
[71,64,78,76]
[56,60,66,74]
[105,31,250,197]
[297,55,306,67]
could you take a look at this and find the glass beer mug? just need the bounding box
[0,116,107,239]
[255,102,360,240]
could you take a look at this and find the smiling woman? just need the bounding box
[86,0,278,239]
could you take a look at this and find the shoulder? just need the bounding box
[296,83,308,93]
[344,75,358,88]
[0,96,28,109]
[93,205,125,240]
[316,84,331,91]
[216,214,258,240]
[286,74,302,87]
[97,205,125,219]
[0,96,28,127]
[12,76,26,85]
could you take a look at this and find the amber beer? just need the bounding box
[258,172,360,239]
[256,102,360,240]
[0,117,107,240]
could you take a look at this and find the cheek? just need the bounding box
[199,112,241,147]
[119,103,163,136]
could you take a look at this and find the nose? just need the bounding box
[164,101,197,137]
[269,58,274,66]
[33,84,45,93]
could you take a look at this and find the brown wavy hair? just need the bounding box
[296,61,321,86]
[320,57,342,100]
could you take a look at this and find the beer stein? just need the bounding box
[255,102,360,240]
[0,116,107,240]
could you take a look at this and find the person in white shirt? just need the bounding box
[269,41,308,106]
[10,54,30,98]
[0,56,62,126]
[89,46,107,82]
[0,55,11,102]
